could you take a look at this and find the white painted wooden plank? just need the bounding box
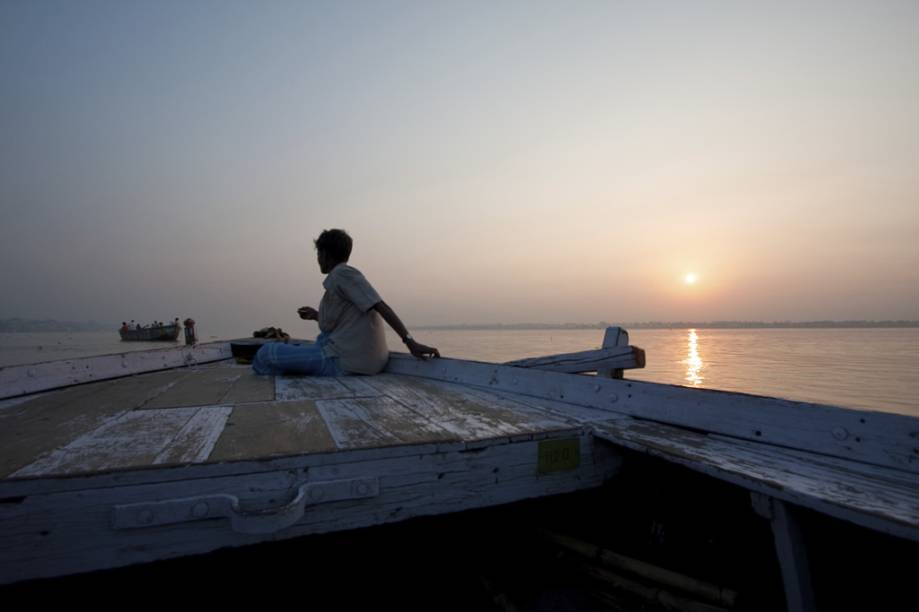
[591,419,919,542]
[153,405,233,465]
[598,325,630,378]
[10,408,199,478]
[0,436,470,497]
[362,374,534,441]
[0,435,602,532]
[275,376,353,401]
[0,342,233,400]
[621,420,919,516]
[603,326,628,348]
[418,378,584,434]
[504,345,643,373]
[772,500,816,612]
[710,433,919,492]
[385,354,919,474]
[0,433,619,585]
[0,372,201,479]
[313,397,401,448]
[333,375,382,397]
[751,495,816,612]
[0,426,584,498]
[314,395,457,450]
[487,388,632,425]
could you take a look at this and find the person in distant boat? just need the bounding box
[120,322,129,332]
[252,228,440,376]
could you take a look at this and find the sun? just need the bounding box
[684,273,698,285]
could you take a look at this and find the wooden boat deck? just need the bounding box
[1,333,917,608]
[0,361,604,481]
[0,354,624,585]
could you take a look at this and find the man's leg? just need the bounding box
[252,342,331,376]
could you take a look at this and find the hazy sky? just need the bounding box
[2,1,918,335]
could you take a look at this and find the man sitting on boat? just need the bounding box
[252,228,440,376]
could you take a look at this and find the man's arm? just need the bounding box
[372,301,440,359]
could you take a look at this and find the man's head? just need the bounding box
[314,228,353,273]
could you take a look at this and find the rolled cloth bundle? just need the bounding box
[233,327,292,364]
[252,327,291,340]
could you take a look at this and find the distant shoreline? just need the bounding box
[3,318,917,333]
[0,319,113,333]
[415,321,919,330]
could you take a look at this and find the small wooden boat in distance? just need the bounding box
[119,323,180,342]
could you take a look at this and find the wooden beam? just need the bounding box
[751,493,816,612]
[592,419,919,542]
[0,341,233,400]
[581,563,730,612]
[383,353,919,474]
[503,345,645,374]
[540,529,738,607]
[599,326,628,379]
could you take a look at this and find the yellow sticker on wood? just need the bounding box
[538,438,580,474]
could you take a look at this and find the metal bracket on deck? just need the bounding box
[112,478,379,535]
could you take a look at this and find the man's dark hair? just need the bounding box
[314,229,353,262]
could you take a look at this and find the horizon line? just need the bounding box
[414,320,919,330]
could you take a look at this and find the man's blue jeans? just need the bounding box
[251,332,344,376]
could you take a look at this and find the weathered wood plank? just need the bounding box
[0,438,445,494]
[418,378,584,435]
[275,376,353,401]
[334,375,382,397]
[220,370,276,404]
[153,405,233,466]
[751,494,816,612]
[0,342,232,399]
[385,354,919,474]
[598,325,631,379]
[591,418,919,542]
[314,395,457,450]
[487,388,633,424]
[10,408,200,478]
[141,368,243,409]
[209,400,338,461]
[0,432,619,585]
[363,374,548,442]
[0,372,191,479]
[505,345,644,373]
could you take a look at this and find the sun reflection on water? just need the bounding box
[684,328,704,386]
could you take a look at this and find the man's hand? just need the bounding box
[297,306,318,321]
[406,338,441,360]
